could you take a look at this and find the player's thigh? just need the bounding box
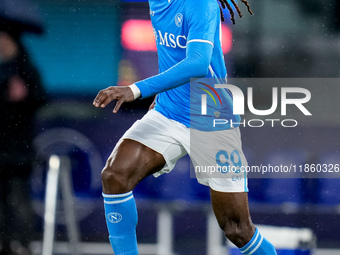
[210,189,255,242]
[102,138,166,193]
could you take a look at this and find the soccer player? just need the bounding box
[93,0,277,254]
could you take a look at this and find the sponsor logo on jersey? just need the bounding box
[175,13,183,27]
[107,212,122,223]
[155,29,187,49]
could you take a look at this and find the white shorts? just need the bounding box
[120,110,248,193]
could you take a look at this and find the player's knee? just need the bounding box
[220,219,255,248]
[101,162,134,194]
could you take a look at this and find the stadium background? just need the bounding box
[20,0,340,254]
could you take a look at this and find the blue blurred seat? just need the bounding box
[316,152,340,205]
[261,151,307,205]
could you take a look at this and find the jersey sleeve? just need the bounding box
[134,0,220,99]
[185,0,220,45]
[136,42,213,98]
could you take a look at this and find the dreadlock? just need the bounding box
[218,0,253,24]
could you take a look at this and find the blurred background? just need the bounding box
[1,0,340,254]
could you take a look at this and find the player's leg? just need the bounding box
[210,191,254,246]
[189,127,276,254]
[101,138,165,255]
[210,190,277,254]
[102,109,187,255]
[102,138,165,194]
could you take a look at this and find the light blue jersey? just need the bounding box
[135,0,241,131]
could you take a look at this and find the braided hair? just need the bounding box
[217,0,253,24]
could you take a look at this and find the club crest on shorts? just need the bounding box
[175,13,183,27]
[107,212,122,223]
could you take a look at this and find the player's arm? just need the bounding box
[93,42,213,112]
[93,0,218,112]
[136,0,219,98]
[135,41,213,98]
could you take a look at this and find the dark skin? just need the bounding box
[93,86,134,112]
[93,91,255,247]
[93,0,256,247]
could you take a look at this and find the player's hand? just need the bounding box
[93,86,135,113]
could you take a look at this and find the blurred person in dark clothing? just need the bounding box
[0,21,46,255]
